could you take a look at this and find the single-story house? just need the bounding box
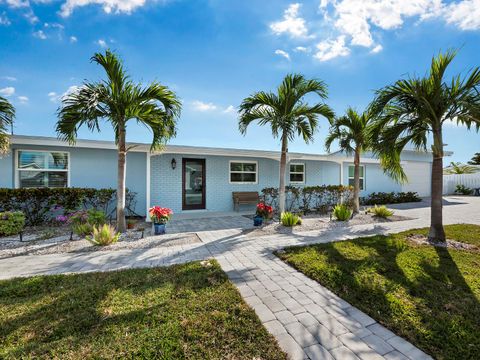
[0,135,436,216]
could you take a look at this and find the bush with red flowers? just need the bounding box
[149,206,173,224]
[256,202,273,219]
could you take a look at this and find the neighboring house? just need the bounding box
[0,135,437,216]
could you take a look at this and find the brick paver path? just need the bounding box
[1,196,479,359]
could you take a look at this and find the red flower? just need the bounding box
[149,206,173,224]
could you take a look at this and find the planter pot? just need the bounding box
[127,223,135,230]
[253,216,263,227]
[153,223,166,235]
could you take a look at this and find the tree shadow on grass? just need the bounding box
[278,234,480,359]
[0,261,273,359]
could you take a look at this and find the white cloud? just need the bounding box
[44,22,64,29]
[60,0,148,17]
[294,46,309,53]
[70,35,77,42]
[0,12,11,25]
[2,76,16,81]
[314,35,350,62]
[96,39,107,47]
[191,100,217,112]
[33,29,47,39]
[0,87,15,97]
[223,105,235,114]
[320,0,442,48]
[370,44,383,53]
[444,0,480,30]
[5,0,29,8]
[17,95,28,103]
[270,3,310,38]
[48,85,80,103]
[274,49,291,61]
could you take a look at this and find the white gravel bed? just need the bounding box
[0,229,201,258]
[243,213,413,237]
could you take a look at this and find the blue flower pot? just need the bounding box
[153,223,166,235]
[253,215,263,226]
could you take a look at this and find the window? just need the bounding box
[348,165,364,190]
[289,163,305,183]
[229,161,257,184]
[17,150,69,188]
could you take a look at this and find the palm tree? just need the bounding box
[325,108,372,213]
[369,50,480,242]
[239,74,334,214]
[0,96,15,155]
[57,50,181,232]
[444,161,478,174]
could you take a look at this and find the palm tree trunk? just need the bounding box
[278,134,288,215]
[116,125,127,233]
[428,129,445,242]
[353,149,360,214]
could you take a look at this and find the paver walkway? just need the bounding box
[1,196,479,360]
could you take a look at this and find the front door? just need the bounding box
[182,158,206,210]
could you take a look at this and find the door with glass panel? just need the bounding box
[182,159,205,210]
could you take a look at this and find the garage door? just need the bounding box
[402,162,431,197]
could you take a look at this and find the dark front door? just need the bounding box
[182,158,206,210]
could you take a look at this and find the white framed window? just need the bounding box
[16,150,70,188]
[348,165,364,190]
[289,163,305,184]
[229,161,258,184]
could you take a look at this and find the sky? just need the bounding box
[1,0,480,163]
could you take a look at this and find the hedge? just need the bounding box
[360,192,421,205]
[261,185,354,214]
[0,188,138,226]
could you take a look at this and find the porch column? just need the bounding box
[146,151,151,222]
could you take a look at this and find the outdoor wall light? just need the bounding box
[171,158,177,170]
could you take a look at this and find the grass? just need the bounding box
[0,260,287,360]
[276,224,480,360]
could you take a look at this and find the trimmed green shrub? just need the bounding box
[87,224,119,246]
[0,188,137,226]
[262,185,354,214]
[69,209,107,237]
[280,212,301,227]
[333,204,352,221]
[0,211,25,236]
[368,205,394,218]
[361,192,421,205]
[455,185,473,195]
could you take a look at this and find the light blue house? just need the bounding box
[0,135,435,217]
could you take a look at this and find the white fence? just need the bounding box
[443,173,480,194]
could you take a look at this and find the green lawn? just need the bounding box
[0,260,287,360]
[276,224,480,360]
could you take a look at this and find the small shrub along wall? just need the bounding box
[0,188,138,226]
[261,185,354,214]
[0,211,25,236]
[360,192,421,206]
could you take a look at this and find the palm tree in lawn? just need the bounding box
[325,108,373,214]
[239,74,334,214]
[0,96,15,155]
[369,50,480,242]
[57,50,181,232]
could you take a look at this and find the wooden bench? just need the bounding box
[232,191,259,211]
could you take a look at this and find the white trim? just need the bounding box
[339,161,344,186]
[347,164,365,191]
[229,160,258,184]
[289,162,305,184]
[146,151,151,222]
[15,149,70,188]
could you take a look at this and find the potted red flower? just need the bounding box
[149,206,173,235]
[254,203,273,226]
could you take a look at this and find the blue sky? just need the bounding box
[1,0,480,163]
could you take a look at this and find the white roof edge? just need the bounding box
[10,134,434,163]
